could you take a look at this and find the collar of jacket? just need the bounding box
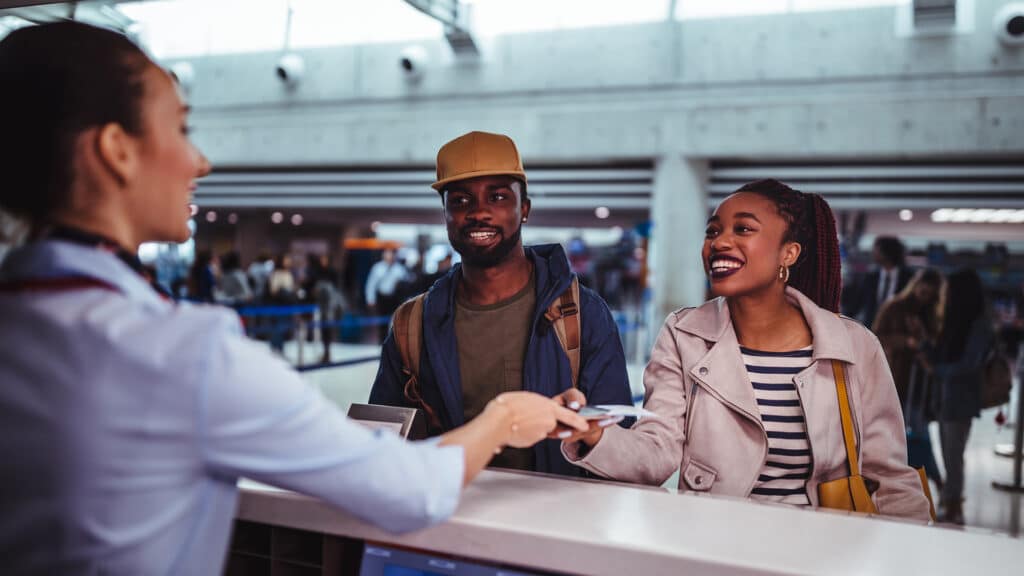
[669,286,857,425]
[672,286,857,366]
[0,239,169,312]
[423,243,573,324]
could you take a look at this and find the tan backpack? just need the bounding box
[392,277,582,430]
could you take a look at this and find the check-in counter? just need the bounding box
[230,470,1023,576]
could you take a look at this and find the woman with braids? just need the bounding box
[0,22,587,575]
[557,179,931,520]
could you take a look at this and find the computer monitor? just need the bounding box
[359,544,549,576]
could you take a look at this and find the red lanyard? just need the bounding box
[0,276,120,294]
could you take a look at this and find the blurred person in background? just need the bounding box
[365,248,410,315]
[305,253,346,364]
[365,247,411,341]
[267,253,296,303]
[0,22,587,575]
[216,250,252,305]
[188,249,217,302]
[872,268,944,494]
[247,251,274,301]
[266,253,297,352]
[557,179,930,520]
[844,236,914,328]
[370,131,632,477]
[920,268,994,524]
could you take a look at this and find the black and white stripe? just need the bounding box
[742,346,813,506]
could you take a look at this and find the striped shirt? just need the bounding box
[743,346,813,506]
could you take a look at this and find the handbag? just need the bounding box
[817,360,878,514]
[818,360,936,519]
[981,347,1012,409]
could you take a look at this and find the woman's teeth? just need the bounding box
[711,259,743,273]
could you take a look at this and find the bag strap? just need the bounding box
[393,294,441,430]
[831,359,862,477]
[544,276,581,388]
[393,294,425,381]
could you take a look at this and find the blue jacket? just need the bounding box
[370,244,632,477]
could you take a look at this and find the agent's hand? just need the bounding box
[486,392,588,449]
[550,389,621,447]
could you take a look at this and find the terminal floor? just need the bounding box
[286,342,1024,538]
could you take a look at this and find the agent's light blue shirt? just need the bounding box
[0,240,463,576]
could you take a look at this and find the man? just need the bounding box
[365,248,410,316]
[370,131,632,477]
[844,236,914,328]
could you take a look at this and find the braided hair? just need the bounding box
[734,179,843,313]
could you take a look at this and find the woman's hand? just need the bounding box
[549,389,622,447]
[485,392,589,449]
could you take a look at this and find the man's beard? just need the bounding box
[451,224,522,269]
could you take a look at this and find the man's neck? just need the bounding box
[458,246,533,306]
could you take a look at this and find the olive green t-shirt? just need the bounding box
[454,272,536,471]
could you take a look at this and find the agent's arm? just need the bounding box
[198,313,586,532]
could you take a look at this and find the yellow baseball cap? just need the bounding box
[431,131,527,192]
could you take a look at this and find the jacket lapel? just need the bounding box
[783,288,859,485]
[676,298,761,423]
[422,271,465,428]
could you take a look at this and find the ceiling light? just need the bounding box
[205,210,217,223]
[271,211,284,224]
[899,209,913,222]
[930,208,1024,224]
[595,206,610,219]
[291,214,303,226]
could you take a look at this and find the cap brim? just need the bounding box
[431,169,528,192]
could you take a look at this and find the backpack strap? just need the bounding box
[393,294,424,381]
[392,294,441,430]
[544,276,582,388]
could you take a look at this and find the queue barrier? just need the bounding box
[236,304,648,369]
[236,304,392,367]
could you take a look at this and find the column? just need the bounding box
[649,155,709,326]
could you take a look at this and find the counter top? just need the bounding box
[237,470,1022,576]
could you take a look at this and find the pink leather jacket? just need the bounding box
[565,287,931,521]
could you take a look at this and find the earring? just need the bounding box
[522,217,527,223]
[779,265,790,284]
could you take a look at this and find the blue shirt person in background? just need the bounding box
[0,22,587,576]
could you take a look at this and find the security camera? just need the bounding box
[167,62,195,92]
[994,3,1024,46]
[398,46,427,81]
[275,53,305,86]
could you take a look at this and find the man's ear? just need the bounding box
[783,241,802,268]
[95,122,140,187]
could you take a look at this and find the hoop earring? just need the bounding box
[779,265,790,284]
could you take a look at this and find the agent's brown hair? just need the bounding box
[0,21,151,224]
